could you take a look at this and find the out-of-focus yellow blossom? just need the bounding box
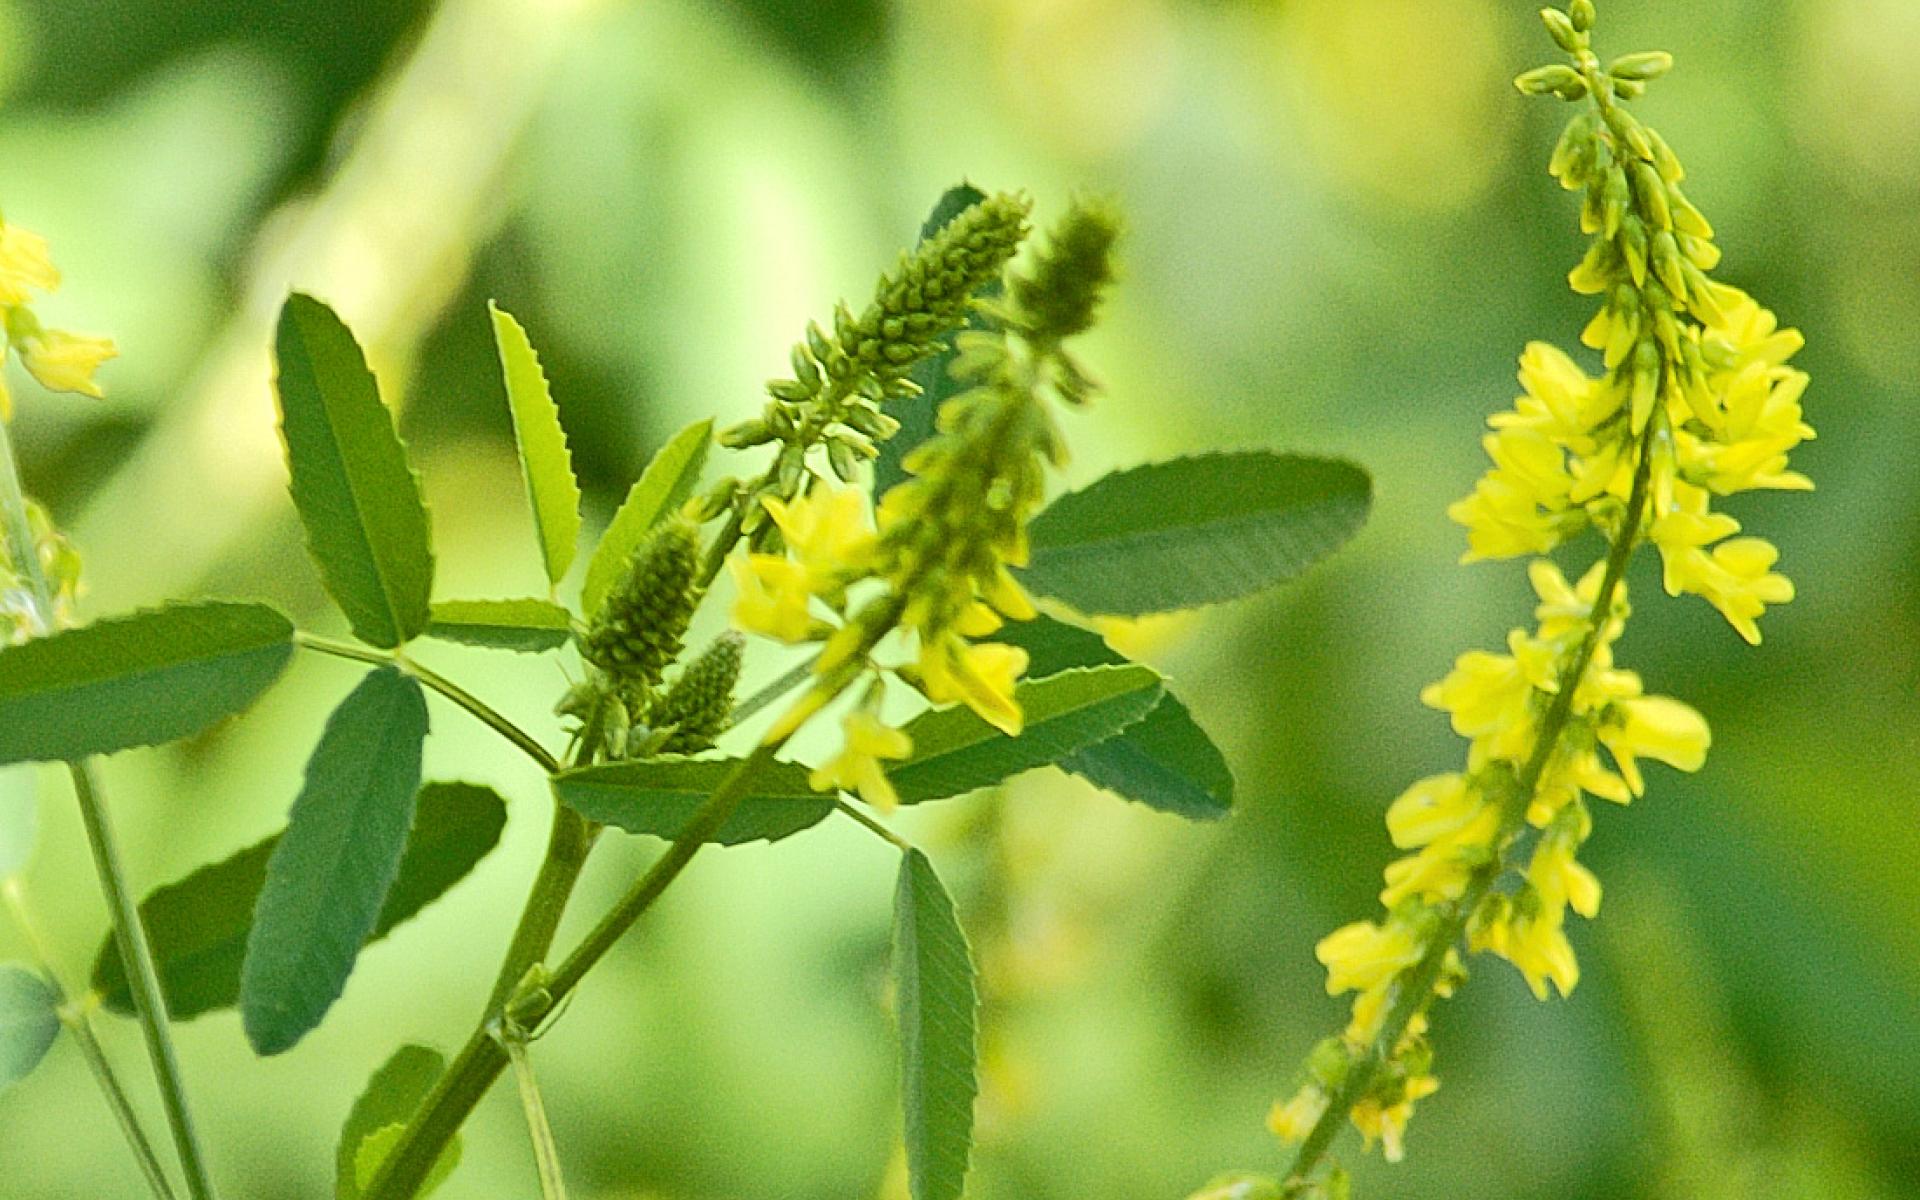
[0,222,58,306]
[0,215,117,417]
[1269,6,1808,1183]
[728,554,819,644]
[762,487,877,589]
[1349,1073,1438,1163]
[18,329,116,398]
[808,709,913,811]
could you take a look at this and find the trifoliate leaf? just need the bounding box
[338,1044,460,1199]
[0,602,294,764]
[893,849,978,1200]
[425,599,574,653]
[1015,452,1370,616]
[888,664,1163,805]
[241,667,428,1055]
[490,303,582,587]
[274,293,436,649]
[96,782,507,1019]
[555,756,834,845]
[0,965,60,1094]
[997,616,1233,819]
[583,417,712,619]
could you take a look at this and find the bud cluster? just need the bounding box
[713,193,1032,552]
[728,199,1123,808]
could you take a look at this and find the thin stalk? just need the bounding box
[727,652,819,730]
[1284,422,1659,1190]
[293,633,562,774]
[498,1033,569,1200]
[833,799,913,852]
[0,416,219,1200]
[3,880,177,1200]
[362,742,785,1200]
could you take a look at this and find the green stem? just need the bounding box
[293,633,562,774]
[833,799,913,851]
[485,801,595,1015]
[499,1033,569,1200]
[3,880,178,1200]
[727,652,819,730]
[0,416,219,1200]
[361,742,785,1200]
[1284,422,1658,1189]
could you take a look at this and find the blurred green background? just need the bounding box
[2,0,1916,1196]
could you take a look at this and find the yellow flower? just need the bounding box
[1350,1074,1439,1163]
[809,710,913,811]
[1266,1085,1329,1145]
[1528,839,1602,919]
[1315,919,1422,996]
[0,222,58,306]
[1501,912,1579,1000]
[1384,773,1477,849]
[1597,694,1710,795]
[761,485,876,585]
[19,328,116,398]
[1379,804,1501,908]
[918,636,1027,736]
[728,554,817,643]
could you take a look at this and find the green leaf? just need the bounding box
[997,617,1233,820]
[893,849,978,1200]
[1015,452,1371,616]
[888,664,1163,805]
[555,756,834,846]
[583,417,712,619]
[94,783,507,1019]
[338,1044,461,1199]
[241,667,429,1055]
[0,964,60,1094]
[425,599,574,653]
[0,602,294,764]
[274,293,436,648]
[490,303,582,587]
[353,1123,460,1199]
[872,184,996,499]
[0,766,37,878]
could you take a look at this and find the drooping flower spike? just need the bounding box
[1265,4,1809,1191]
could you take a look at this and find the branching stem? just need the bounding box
[0,415,219,1200]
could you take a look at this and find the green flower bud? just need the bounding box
[1306,1036,1352,1090]
[1540,8,1581,53]
[653,631,745,754]
[719,418,774,449]
[1009,197,1122,346]
[1515,64,1585,99]
[1630,161,1671,230]
[1609,51,1673,82]
[1569,0,1595,32]
[581,519,702,690]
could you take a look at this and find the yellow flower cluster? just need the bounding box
[0,214,117,418]
[728,200,1121,812]
[1267,5,1809,1185]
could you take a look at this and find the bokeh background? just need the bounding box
[2,0,1916,1196]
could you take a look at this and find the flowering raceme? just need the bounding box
[728,199,1121,808]
[1263,4,1810,1192]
